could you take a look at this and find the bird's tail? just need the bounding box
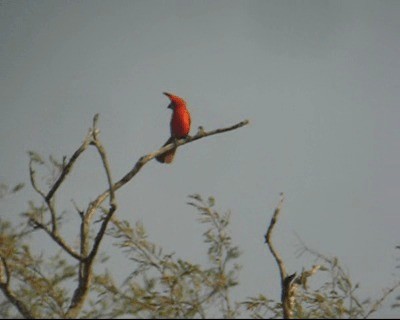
[155,137,176,164]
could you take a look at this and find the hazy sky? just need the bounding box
[1,0,399,317]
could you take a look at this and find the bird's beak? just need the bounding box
[167,102,173,109]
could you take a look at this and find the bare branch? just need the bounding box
[28,219,83,261]
[28,161,46,200]
[0,258,35,319]
[363,281,400,319]
[66,114,118,318]
[29,159,58,233]
[88,119,118,261]
[264,193,295,319]
[45,131,92,202]
[28,152,84,260]
[265,193,287,281]
[86,119,250,223]
[29,159,86,263]
[90,113,116,207]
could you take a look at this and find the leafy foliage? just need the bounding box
[1,185,398,318]
[1,122,398,318]
[83,194,241,318]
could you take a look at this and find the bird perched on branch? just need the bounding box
[156,92,191,164]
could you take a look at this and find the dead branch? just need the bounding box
[264,193,296,319]
[84,119,250,223]
[66,114,118,318]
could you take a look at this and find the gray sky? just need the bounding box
[1,0,399,317]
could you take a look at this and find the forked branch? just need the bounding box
[84,118,250,222]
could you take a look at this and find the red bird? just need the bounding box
[156,92,191,164]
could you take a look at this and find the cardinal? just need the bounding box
[156,92,191,164]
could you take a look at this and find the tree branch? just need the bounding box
[265,193,287,282]
[364,280,400,319]
[88,113,118,260]
[0,257,35,319]
[296,236,400,318]
[85,119,250,223]
[29,159,58,232]
[28,158,84,261]
[25,115,248,319]
[264,193,296,319]
[66,114,118,318]
[45,131,92,202]
[28,220,83,261]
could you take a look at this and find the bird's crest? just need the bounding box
[163,92,186,108]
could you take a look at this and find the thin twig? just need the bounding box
[363,281,400,319]
[28,159,83,260]
[29,159,58,233]
[45,132,92,202]
[295,235,365,315]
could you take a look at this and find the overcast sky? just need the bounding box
[1,0,400,317]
